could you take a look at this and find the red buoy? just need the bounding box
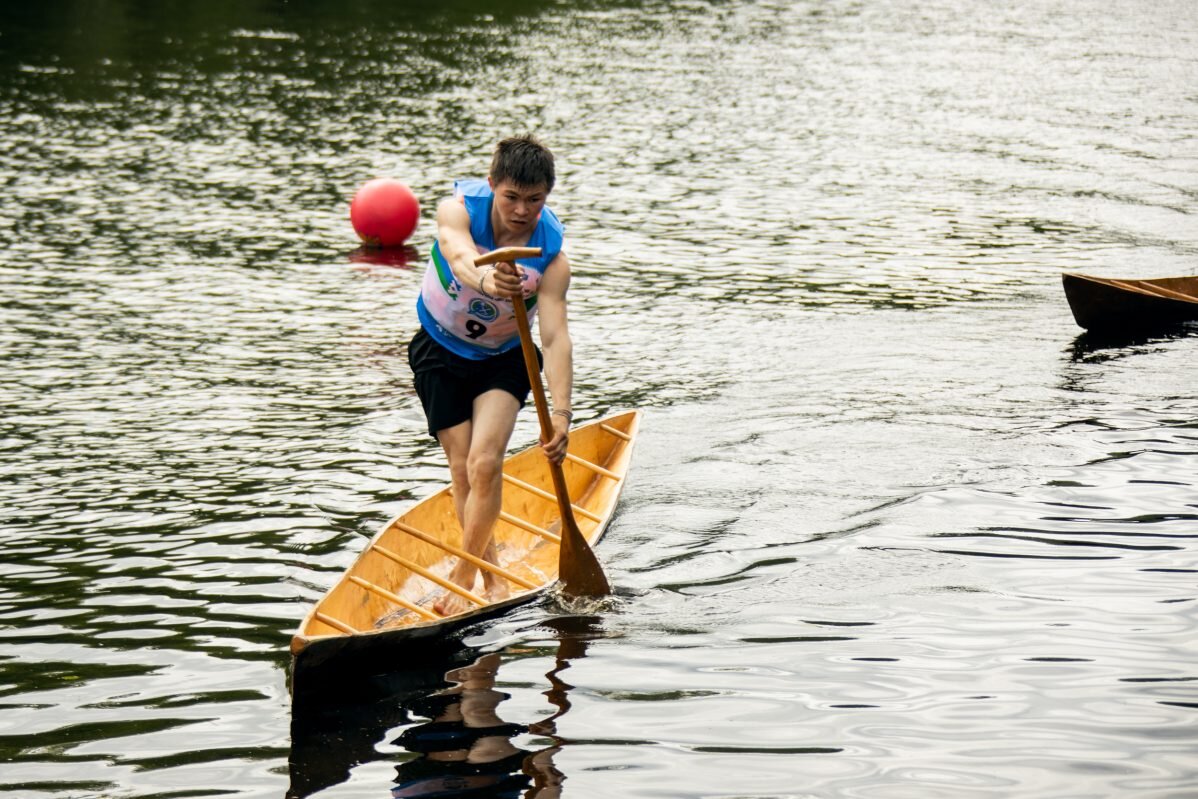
[350,178,420,247]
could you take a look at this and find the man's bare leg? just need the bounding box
[434,389,520,616]
[439,418,473,540]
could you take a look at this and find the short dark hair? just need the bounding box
[489,135,555,192]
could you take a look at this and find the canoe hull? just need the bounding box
[290,410,640,684]
[1062,273,1198,332]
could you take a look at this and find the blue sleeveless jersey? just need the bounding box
[416,179,564,360]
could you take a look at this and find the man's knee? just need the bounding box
[466,450,504,486]
[447,458,470,488]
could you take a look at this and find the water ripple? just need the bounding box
[3,0,1198,796]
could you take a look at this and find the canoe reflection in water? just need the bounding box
[391,652,558,798]
[287,615,596,799]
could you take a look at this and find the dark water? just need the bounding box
[2,0,1197,796]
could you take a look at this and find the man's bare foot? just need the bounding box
[484,577,510,604]
[432,570,511,616]
[434,589,472,617]
[431,550,517,615]
[433,563,478,616]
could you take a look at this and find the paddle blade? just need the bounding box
[557,512,612,597]
[545,460,610,597]
[504,267,612,599]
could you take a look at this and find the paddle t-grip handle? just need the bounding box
[474,247,543,267]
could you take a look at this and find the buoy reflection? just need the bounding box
[348,244,421,269]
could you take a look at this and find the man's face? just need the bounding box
[489,179,548,235]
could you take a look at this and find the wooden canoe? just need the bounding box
[1062,273,1198,332]
[290,410,640,671]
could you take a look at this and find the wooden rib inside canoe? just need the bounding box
[1062,273,1198,331]
[291,410,641,658]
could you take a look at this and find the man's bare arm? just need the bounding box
[537,251,574,463]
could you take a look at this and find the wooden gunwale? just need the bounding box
[1104,278,1198,304]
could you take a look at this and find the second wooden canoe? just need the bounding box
[1062,273,1198,332]
[290,410,640,674]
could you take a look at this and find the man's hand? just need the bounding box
[541,413,569,464]
[490,261,524,299]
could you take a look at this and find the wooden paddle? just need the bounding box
[474,247,612,597]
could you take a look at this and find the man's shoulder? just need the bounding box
[539,204,564,236]
[453,178,491,199]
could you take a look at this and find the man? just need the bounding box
[409,135,573,616]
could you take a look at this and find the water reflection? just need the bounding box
[348,244,423,270]
[3,0,1198,793]
[393,654,544,798]
[1066,325,1196,363]
[288,615,597,798]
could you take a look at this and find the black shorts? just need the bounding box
[408,327,541,438]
